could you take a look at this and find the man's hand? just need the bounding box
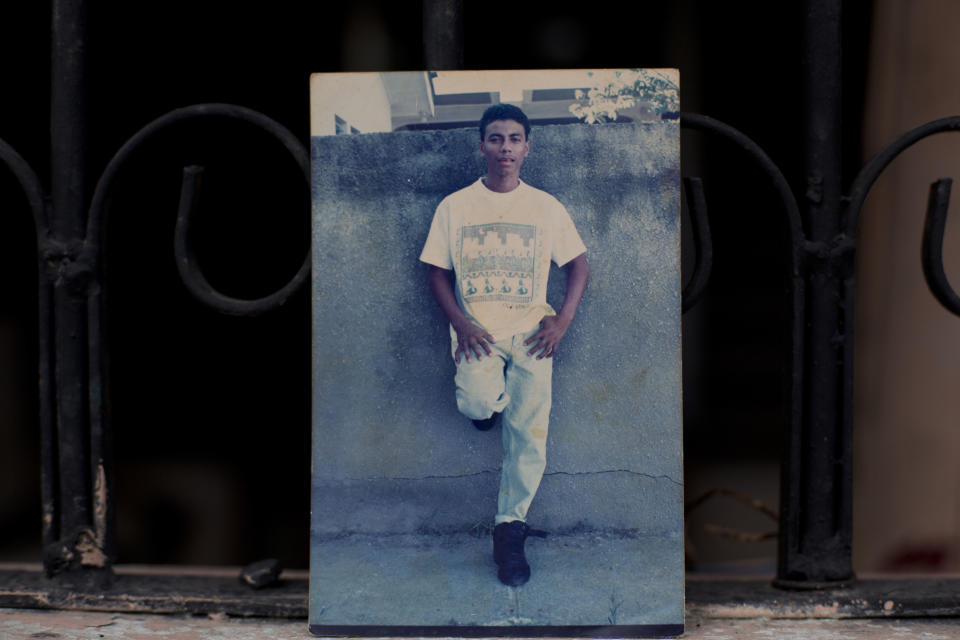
[524,314,571,359]
[454,320,495,364]
[524,253,589,359]
[427,265,495,363]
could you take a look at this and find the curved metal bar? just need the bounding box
[680,114,809,583]
[681,177,712,313]
[921,178,960,316]
[845,116,960,238]
[0,138,59,554]
[86,103,311,316]
[0,137,48,236]
[172,164,311,316]
[680,112,805,276]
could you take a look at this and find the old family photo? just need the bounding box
[309,70,682,636]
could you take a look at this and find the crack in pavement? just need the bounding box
[544,469,683,486]
[328,468,682,485]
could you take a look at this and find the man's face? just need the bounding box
[480,119,530,179]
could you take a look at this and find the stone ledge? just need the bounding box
[2,566,959,625]
[687,574,960,619]
[0,565,308,618]
[3,606,960,640]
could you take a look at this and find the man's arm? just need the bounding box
[426,265,495,364]
[524,253,589,359]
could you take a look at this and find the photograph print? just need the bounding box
[309,69,683,636]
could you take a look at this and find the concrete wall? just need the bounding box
[310,121,681,536]
[310,122,684,635]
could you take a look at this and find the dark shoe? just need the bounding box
[472,411,501,431]
[492,521,547,587]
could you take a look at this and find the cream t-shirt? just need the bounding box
[420,178,587,342]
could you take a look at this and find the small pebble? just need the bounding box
[239,558,282,589]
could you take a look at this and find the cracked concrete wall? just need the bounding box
[311,122,681,537]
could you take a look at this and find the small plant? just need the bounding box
[607,590,623,625]
[569,69,679,124]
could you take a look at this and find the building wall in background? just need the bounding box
[854,0,960,573]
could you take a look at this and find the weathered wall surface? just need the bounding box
[311,122,681,535]
[853,0,960,573]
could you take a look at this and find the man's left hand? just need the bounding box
[524,315,571,359]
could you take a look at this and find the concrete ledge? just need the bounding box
[4,575,960,639]
[687,574,960,619]
[0,565,308,617]
[3,565,960,622]
[4,609,958,640]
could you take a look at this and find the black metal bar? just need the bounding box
[680,111,804,260]
[86,104,311,317]
[422,0,463,70]
[678,112,813,586]
[922,179,960,315]
[681,177,712,313]
[845,116,960,237]
[0,140,48,227]
[50,0,86,241]
[173,163,310,316]
[46,0,112,583]
[0,138,57,556]
[843,117,960,338]
[8,0,958,597]
[773,0,855,588]
[680,113,805,269]
[85,260,111,570]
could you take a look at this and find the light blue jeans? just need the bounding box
[452,326,553,525]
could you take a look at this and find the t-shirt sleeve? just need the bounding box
[551,201,587,266]
[419,200,453,270]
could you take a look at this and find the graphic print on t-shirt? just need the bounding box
[459,223,536,305]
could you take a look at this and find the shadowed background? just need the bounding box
[4,0,960,578]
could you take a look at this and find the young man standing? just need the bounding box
[419,104,589,587]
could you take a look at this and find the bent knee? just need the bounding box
[455,388,505,420]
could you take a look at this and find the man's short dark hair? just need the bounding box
[479,104,531,140]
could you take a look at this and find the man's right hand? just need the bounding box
[454,321,495,364]
[426,265,495,363]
